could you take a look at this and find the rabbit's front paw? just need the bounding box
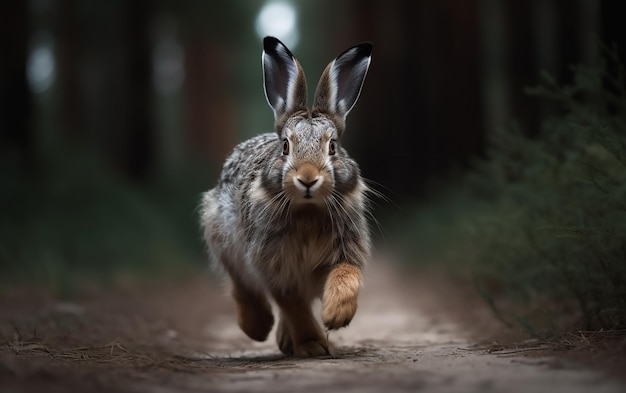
[321,263,362,330]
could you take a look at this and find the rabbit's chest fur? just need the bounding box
[250,206,337,291]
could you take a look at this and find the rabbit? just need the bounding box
[200,36,373,357]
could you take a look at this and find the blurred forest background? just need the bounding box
[1,1,625,336]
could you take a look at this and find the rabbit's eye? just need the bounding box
[282,139,290,155]
[328,140,337,156]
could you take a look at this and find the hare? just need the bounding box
[200,36,373,357]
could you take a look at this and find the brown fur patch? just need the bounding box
[322,263,362,330]
[232,285,274,342]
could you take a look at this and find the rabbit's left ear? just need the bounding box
[263,37,308,129]
[312,43,372,133]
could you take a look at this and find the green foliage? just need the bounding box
[400,45,626,337]
[0,151,211,296]
[468,45,626,336]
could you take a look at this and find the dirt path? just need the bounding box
[1,262,624,393]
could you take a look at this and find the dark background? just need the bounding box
[1,0,625,287]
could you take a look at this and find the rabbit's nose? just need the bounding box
[297,178,319,189]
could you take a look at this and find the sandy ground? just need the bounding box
[1,260,625,393]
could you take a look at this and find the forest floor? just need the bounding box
[1,260,625,393]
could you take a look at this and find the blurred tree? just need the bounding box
[56,0,79,143]
[125,0,155,181]
[183,39,237,169]
[348,0,482,201]
[165,1,250,170]
[602,1,626,61]
[54,1,155,181]
[0,2,35,169]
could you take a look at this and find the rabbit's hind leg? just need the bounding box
[276,310,293,355]
[273,294,336,358]
[231,278,275,342]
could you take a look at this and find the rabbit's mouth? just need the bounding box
[283,162,332,205]
[284,173,332,207]
[289,181,327,205]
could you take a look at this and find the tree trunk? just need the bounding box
[0,2,35,169]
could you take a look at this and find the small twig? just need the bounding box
[108,340,127,355]
[488,346,552,355]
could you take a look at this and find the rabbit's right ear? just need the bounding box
[263,37,308,130]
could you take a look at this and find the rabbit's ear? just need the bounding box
[263,37,308,127]
[312,43,372,132]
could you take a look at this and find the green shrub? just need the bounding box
[468,45,626,336]
[0,151,211,296]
